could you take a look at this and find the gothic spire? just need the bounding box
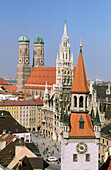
[71,43,90,94]
[63,20,67,37]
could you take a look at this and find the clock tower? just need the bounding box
[61,44,98,170]
[16,35,31,92]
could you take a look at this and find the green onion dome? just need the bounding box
[19,35,30,42]
[34,37,44,44]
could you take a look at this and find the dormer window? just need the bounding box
[79,116,84,129]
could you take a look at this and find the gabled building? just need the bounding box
[61,44,98,170]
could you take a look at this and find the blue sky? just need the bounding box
[0,0,111,80]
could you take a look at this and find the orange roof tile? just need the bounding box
[0,78,8,85]
[69,113,95,137]
[24,67,76,90]
[71,50,90,93]
[3,85,16,92]
[25,67,56,86]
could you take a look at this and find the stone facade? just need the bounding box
[16,40,31,92]
[41,22,74,141]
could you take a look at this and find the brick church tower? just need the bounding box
[16,35,31,92]
[33,37,45,67]
[61,43,98,170]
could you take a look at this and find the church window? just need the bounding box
[73,154,77,162]
[79,116,84,129]
[66,42,67,47]
[26,48,28,55]
[63,53,64,59]
[74,96,77,107]
[66,53,67,59]
[79,96,83,107]
[63,42,65,46]
[86,154,90,161]
[41,50,42,55]
[85,96,87,108]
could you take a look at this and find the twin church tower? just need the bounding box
[16,36,44,92]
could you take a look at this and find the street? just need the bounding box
[31,133,61,170]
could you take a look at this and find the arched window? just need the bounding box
[79,96,83,107]
[74,96,77,107]
[66,53,67,59]
[26,49,27,55]
[85,96,87,108]
[20,49,22,54]
[63,53,64,59]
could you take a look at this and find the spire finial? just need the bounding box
[63,20,67,36]
[80,39,82,54]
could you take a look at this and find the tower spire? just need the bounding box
[71,43,90,94]
[63,20,67,37]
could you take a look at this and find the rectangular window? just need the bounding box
[73,154,77,162]
[107,140,108,146]
[86,154,90,162]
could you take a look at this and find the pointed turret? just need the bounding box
[44,81,48,94]
[63,20,67,37]
[71,53,74,61]
[71,43,90,93]
[94,108,101,126]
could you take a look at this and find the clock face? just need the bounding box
[19,58,22,63]
[25,58,29,64]
[76,142,88,154]
[40,60,43,64]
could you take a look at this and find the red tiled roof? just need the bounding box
[24,67,76,90]
[0,78,8,85]
[0,99,43,106]
[71,51,90,93]
[3,85,16,92]
[25,67,56,86]
[69,113,95,137]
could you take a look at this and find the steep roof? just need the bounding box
[69,113,95,137]
[99,155,111,170]
[24,67,56,88]
[101,123,111,139]
[71,46,90,93]
[0,111,27,134]
[24,67,76,90]
[0,78,8,85]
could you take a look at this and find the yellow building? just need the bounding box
[98,124,111,163]
[0,100,43,131]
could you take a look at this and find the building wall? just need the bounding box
[0,106,19,122]
[61,138,98,170]
[99,136,111,163]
